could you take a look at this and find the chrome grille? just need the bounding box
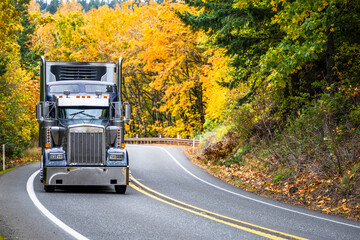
[68,126,105,165]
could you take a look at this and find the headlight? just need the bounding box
[49,153,65,160]
[109,153,124,160]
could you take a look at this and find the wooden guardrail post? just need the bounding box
[2,144,5,171]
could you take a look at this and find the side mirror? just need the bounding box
[42,101,52,119]
[36,103,43,124]
[112,102,122,119]
[124,103,131,123]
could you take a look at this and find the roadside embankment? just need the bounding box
[183,134,360,222]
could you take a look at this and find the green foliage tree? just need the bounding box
[46,0,59,14]
[179,0,360,113]
[180,0,360,178]
[36,0,48,11]
[15,0,39,71]
[177,0,281,88]
[78,0,117,12]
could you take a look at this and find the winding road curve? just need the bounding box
[0,145,360,239]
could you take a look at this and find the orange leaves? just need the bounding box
[120,2,215,137]
[29,2,233,137]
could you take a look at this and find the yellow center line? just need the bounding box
[130,178,308,240]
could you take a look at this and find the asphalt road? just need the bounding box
[0,145,360,239]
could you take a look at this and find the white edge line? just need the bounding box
[153,146,360,229]
[26,170,89,240]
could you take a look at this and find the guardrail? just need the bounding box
[125,137,200,147]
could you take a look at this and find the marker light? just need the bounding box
[45,128,51,148]
[117,129,121,148]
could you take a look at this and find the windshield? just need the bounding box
[49,85,80,93]
[85,85,114,93]
[58,107,109,120]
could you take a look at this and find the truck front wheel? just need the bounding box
[115,185,126,194]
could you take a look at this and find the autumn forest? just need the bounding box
[1,0,360,219]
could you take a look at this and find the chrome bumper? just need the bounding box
[44,166,129,186]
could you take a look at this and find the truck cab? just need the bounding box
[36,56,131,193]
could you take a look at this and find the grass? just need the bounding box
[0,168,15,176]
[0,146,40,176]
[1,146,40,171]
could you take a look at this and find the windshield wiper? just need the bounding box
[81,112,96,118]
[70,111,96,119]
[70,111,84,119]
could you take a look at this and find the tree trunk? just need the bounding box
[326,29,335,84]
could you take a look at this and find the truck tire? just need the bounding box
[115,185,126,194]
[44,185,55,192]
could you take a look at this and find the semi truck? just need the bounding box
[36,56,131,193]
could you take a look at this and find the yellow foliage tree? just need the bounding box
[0,0,38,156]
[30,1,233,138]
